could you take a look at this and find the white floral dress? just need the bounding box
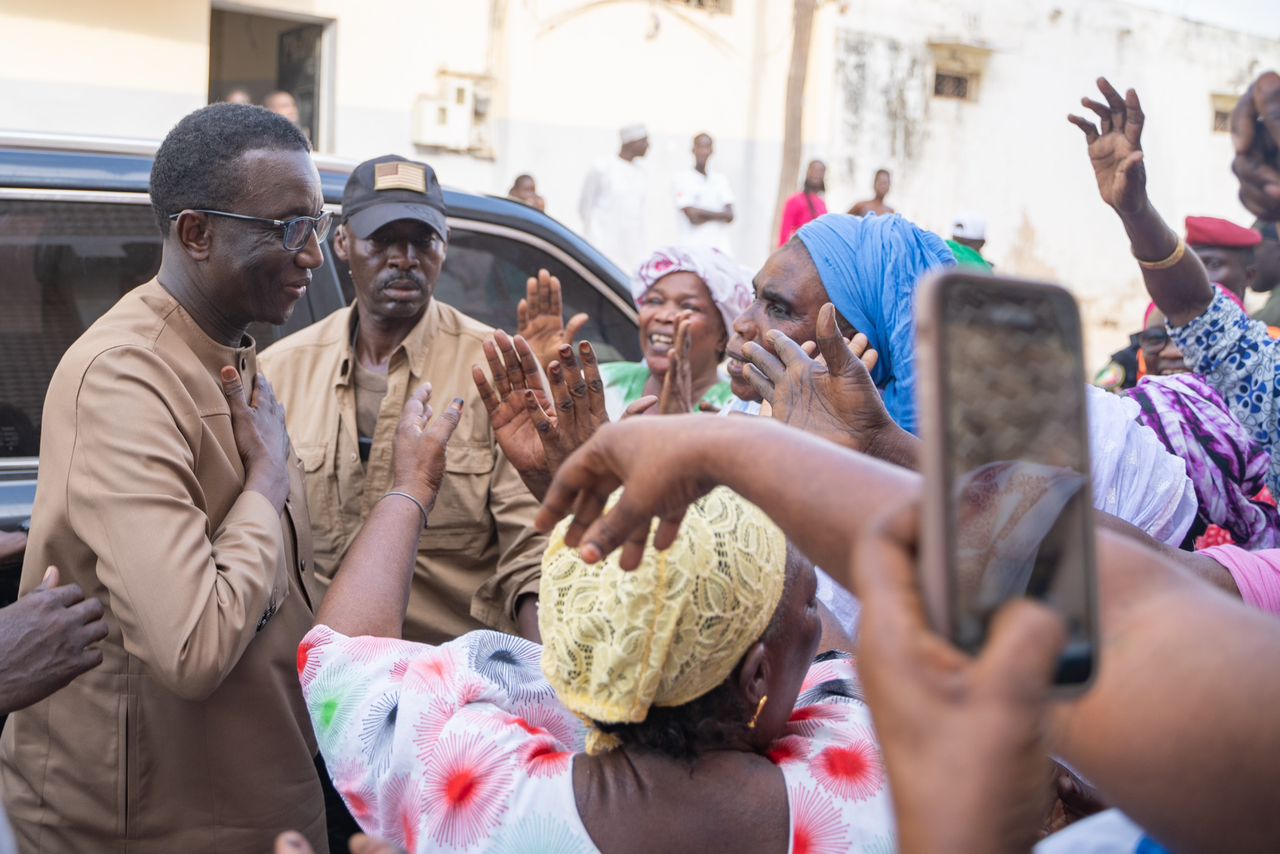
[299,626,895,853]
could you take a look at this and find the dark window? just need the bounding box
[0,199,162,457]
[934,72,971,100]
[325,228,641,364]
[1213,109,1231,133]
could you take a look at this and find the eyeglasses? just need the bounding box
[169,209,333,251]
[1131,328,1171,350]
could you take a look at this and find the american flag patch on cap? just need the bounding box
[374,162,427,193]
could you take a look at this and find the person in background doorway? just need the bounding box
[222,87,252,105]
[1250,219,1280,325]
[508,174,546,212]
[849,168,895,216]
[1184,215,1259,300]
[579,124,649,271]
[673,132,735,252]
[264,90,301,126]
[778,159,827,246]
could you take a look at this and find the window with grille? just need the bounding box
[1213,109,1231,133]
[666,0,732,12]
[934,72,971,100]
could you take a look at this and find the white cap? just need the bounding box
[620,124,649,144]
[952,213,986,240]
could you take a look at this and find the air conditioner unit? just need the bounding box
[411,76,475,150]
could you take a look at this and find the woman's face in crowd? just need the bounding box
[1141,308,1187,376]
[749,548,822,744]
[637,272,727,381]
[727,243,829,401]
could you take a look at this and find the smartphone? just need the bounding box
[916,271,1097,693]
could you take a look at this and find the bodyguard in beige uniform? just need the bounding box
[0,104,332,852]
[261,155,546,644]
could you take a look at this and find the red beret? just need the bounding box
[1185,216,1263,248]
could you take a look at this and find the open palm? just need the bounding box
[516,269,590,374]
[1068,77,1148,214]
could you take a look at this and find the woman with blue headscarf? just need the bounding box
[724,212,955,434]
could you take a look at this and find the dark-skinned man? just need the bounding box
[674,132,735,251]
[1184,215,1259,299]
[261,156,546,645]
[0,104,330,852]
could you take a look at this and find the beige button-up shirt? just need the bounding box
[260,299,545,644]
[0,281,326,853]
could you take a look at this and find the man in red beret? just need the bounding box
[1185,215,1261,299]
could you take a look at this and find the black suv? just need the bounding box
[0,132,642,597]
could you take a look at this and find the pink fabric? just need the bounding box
[1198,545,1280,615]
[779,191,828,246]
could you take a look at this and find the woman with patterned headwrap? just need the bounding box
[300,485,894,853]
[519,246,754,419]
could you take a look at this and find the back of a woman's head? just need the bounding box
[538,487,787,757]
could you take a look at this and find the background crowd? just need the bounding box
[0,56,1278,854]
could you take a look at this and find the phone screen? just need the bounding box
[938,280,1095,685]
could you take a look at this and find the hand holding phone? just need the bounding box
[916,272,1098,693]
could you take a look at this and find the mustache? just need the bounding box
[375,271,428,291]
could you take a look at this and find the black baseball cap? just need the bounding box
[341,154,448,240]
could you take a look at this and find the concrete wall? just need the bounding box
[0,1,209,139]
[807,0,1275,366]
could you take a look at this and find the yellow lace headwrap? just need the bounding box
[539,487,787,754]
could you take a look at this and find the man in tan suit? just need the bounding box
[261,155,546,644]
[1,103,331,852]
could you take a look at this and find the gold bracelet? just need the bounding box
[1134,235,1186,271]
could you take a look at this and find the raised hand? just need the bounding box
[1068,77,1148,215]
[742,304,918,468]
[516,269,591,374]
[473,331,551,479]
[0,565,109,714]
[221,367,291,511]
[1231,71,1280,220]
[658,312,696,415]
[527,342,611,477]
[853,501,1066,854]
[390,384,463,515]
[473,332,609,500]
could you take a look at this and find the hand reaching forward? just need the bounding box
[516,269,591,374]
[473,332,609,500]
[854,501,1066,854]
[390,383,463,515]
[0,566,109,714]
[535,414,721,569]
[1068,77,1148,215]
[658,311,696,414]
[1231,71,1280,219]
[743,303,913,465]
[221,367,291,512]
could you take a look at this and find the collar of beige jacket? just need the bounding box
[339,298,441,386]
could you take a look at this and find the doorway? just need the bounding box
[208,6,331,148]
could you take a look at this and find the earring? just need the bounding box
[747,695,768,730]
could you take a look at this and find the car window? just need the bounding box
[0,198,161,457]
[326,227,642,363]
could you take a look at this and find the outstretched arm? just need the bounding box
[1069,78,1214,326]
[536,415,918,577]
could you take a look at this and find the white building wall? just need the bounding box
[1,0,1277,366]
[814,0,1277,366]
